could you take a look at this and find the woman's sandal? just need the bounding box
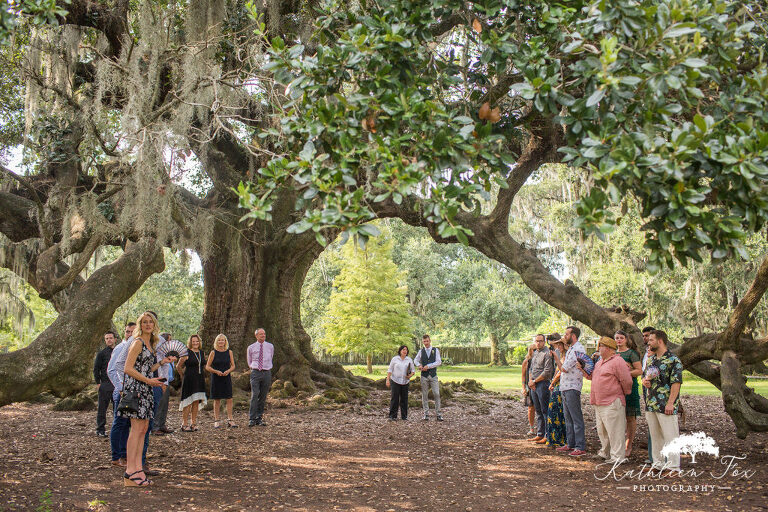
[214,421,221,429]
[123,470,151,487]
[227,419,238,428]
[181,425,192,432]
[191,424,199,431]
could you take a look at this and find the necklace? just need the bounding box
[190,350,201,372]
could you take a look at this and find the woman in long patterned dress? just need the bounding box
[119,311,170,487]
[178,334,208,430]
[545,335,567,448]
[206,333,236,428]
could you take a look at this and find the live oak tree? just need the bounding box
[237,0,768,436]
[319,229,413,373]
[1,0,768,436]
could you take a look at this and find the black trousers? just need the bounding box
[389,381,410,419]
[96,382,114,432]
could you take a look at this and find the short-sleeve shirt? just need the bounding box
[619,349,640,369]
[644,351,683,414]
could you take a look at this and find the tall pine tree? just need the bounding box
[320,230,413,373]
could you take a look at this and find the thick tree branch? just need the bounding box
[489,119,562,229]
[0,191,40,242]
[36,233,103,299]
[720,350,768,438]
[721,254,768,350]
[60,0,130,57]
[0,238,164,405]
[430,12,466,37]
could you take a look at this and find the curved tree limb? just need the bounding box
[488,119,562,229]
[35,232,103,300]
[721,254,768,351]
[0,191,40,242]
[0,237,164,406]
[59,0,130,57]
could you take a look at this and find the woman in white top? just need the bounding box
[386,345,415,421]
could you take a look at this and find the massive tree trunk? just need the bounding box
[197,212,360,392]
[0,238,164,405]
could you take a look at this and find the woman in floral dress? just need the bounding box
[119,311,172,487]
[545,335,567,448]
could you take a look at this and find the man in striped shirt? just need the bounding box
[247,328,274,427]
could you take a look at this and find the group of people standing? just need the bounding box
[93,313,685,487]
[92,311,276,487]
[522,325,684,473]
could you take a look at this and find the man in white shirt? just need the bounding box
[414,334,443,421]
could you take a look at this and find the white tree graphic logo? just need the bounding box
[661,432,719,464]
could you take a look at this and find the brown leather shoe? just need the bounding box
[159,426,174,434]
[111,458,127,467]
[535,438,548,444]
[530,436,545,442]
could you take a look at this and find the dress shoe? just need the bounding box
[143,466,160,477]
[535,438,548,444]
[159,426,174,434]
[530,436,545,442]
[151,430,165,436]
[111,458,127,467]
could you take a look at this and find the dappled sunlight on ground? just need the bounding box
[0,393,766,510]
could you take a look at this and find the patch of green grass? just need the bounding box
[345,364,768,397]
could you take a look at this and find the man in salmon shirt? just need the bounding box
[587,336,633,464]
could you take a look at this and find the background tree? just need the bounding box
[320,229,413,373]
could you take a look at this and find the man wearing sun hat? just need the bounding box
[588,336,633,464]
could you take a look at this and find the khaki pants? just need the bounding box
[646,411,680,470]
[594,398,627,462]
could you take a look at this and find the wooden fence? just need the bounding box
[317,346,492,365]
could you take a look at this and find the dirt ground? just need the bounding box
[1,390,767,512]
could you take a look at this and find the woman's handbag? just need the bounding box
[117,389,139,415]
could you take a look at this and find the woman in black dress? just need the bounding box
[120,311,170,487]
[178,334,207,431]
[206,333,237,428]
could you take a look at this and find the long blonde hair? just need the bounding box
[134,311,160,349]
[214,333,229,350]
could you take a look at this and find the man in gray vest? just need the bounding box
[414,334,443,421]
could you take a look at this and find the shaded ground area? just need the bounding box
[1,392,767,511]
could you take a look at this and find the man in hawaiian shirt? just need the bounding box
[642,329,683,473]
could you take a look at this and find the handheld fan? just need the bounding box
[576,352,595,376]
[157,339,188,360]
